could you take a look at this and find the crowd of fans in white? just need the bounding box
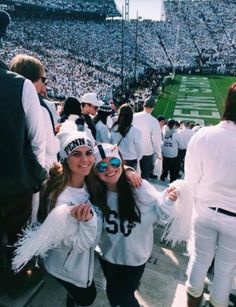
[0,0,235,100]
[12,0,119,16]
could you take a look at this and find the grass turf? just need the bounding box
[153,74,235,125]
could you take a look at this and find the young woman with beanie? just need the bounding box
[13,130,101,307]
[12,133,142,306]
[93,102,112,143]
[87,143,178,307]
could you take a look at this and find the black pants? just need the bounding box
[140,154,154,180]
[56,278,96,306]
[177,149,186,174]
[99,257,145,307]
[161,156,179,183]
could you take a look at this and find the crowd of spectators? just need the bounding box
[0,0,235,101]
[6,0,120,17]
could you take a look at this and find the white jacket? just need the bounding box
[44,186,101,287]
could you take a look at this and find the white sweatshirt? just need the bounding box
[44,185,101,287]
[111,125,144,161]
[162,126,181,158]
[177,127,194,150]
[95,120,111,143]
[133,111,162,158]
[99,180,175,266]
[185,121,236,212]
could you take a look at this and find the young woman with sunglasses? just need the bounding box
[12,133,142,307]
[87,143,178,307]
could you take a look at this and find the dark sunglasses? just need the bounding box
[95,157,121,173]
[40,76,47,84]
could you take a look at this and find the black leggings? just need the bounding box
[56,278,96,306]
[99,257,145,307]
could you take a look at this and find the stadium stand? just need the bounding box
[0,0,235,101]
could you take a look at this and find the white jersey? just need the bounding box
[99,180,175,266]
[111,125,143,161]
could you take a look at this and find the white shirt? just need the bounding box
[41,107,60,171]
[95,120,111,143]
[162,126,181,158]
[133,111,162,157]
[44,99,59,125]
[177,127,194,150]
[111,125,143,160]
[22,79,46,167]
[185,121,236,212]
[99,180,175,266]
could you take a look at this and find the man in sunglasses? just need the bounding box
[80,92,104,140]
[10,54,60,171]
[0,11,47,295]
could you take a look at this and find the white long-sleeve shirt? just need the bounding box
[177,127,194,150]
[185,121,236,212]
[41,107,60,171]
[162,126,181,158]
[111,125,143,161]
[99,180,175,266]
[22,79,46,167]
[95,120,111,143]
[133,111,162,158]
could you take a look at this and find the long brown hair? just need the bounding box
[112,104,133,137]
[87,161,141,224]
[222,82,236,124]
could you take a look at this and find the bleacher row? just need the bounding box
[3,0,120,17]
[0,0,235,100]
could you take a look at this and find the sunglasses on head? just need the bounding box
[95,157,121,173]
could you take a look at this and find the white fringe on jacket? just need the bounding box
[162,179,194,247]
[12,204,75,273]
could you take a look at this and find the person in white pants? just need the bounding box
[185,82,236,307]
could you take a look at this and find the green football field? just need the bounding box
[153,74,235,125]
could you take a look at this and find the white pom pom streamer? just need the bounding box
[162,179,194,247]
[12,204,73,273]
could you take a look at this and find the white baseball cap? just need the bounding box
[81,93,104,107]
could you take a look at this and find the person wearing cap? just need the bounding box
[80,92,104,140]
[10,54,60,171]
[12,132,142,306]
[59,96,96,147]
[34,130,100,307]
[93,102,112,143]
[133,96,162,179]
[89,143,178,307]
[0,11,47,294]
